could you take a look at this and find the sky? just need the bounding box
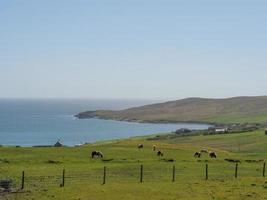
[1,0,267,100]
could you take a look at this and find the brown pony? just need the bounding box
[194,152,201,158]
[91,151,103,158]
[157,150,164,157]
[209,151,217,158]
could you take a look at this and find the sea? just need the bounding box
[0,99,210,146]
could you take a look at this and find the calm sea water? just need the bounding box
[0,99,210,146]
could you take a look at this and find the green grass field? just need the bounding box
[2,130,267,200]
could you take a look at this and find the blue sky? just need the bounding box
[1,0,267,100]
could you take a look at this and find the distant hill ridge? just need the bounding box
[76,96,267,124]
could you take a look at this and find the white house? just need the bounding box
[215,127,228,133]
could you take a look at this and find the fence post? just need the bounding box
[263,162,266,177]
[21,171,25,190]
[62,169,65,187]
[205,164,208,180]
[140,165,143,183]
[103,166,106,185]
[172,165,175,182]
[235,163,238,178]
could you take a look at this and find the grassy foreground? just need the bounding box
[2,130,267,200]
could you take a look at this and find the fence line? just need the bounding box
[61,169,65,187]
[263,162,266,177]
[21,171,25,189]
[1,162,266,190]
[235,163,238,178]
[205,164,208,180]
[103,166,106,185]
[172,165,175,182]
[140,165,143,183]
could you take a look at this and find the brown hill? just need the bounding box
[76,96,267,124]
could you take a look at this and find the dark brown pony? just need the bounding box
[91,151,103,158]
[157,150,163,157]
[194,152,201,158]
[209,151,217,158]
[138,144,144,149]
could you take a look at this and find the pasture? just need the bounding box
[1,129,267,199]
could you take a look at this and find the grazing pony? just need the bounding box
[194,152,201,158]
[91,150,104,158]
[209,151,217,158]
[157,150,164,157]
[138,144,144,149]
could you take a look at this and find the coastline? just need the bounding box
[75,96,267,126]
[1,117,211,147]
[74,114,217,126]
[0,131,171,148]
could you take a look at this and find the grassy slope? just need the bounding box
[77,96,267,124]
[2,130,267,199]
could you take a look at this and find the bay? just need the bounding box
[0,99,210,146]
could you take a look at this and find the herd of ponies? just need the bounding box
[91,144,217,159]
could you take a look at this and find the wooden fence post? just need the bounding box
[62,169,65,187]
[21,171,25,190]
[263,162,266,177]
[103,166,106,185]
[205,164,208,180]
[172,165,175,182]
[235,163,238,178]
[140,165,143,183]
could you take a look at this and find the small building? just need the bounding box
[208,126,228,134]
[215,127,228,134]
[54,140,63,147]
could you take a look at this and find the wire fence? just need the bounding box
[1,162,266,190]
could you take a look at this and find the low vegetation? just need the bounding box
[1,129,267,199]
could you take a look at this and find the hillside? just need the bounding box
[2,129,267,200]
[76,96,267,124]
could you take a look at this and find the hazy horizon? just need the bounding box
[0,95,267,102]
[1,1,267,99]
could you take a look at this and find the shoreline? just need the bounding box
[74,115,217,126]
[0,120,211,148]
[2,115,262,148]
[0,132,168,148]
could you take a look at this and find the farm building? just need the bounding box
[54,140,63,147]
[208,127,228,134]
[215,127,228,133]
